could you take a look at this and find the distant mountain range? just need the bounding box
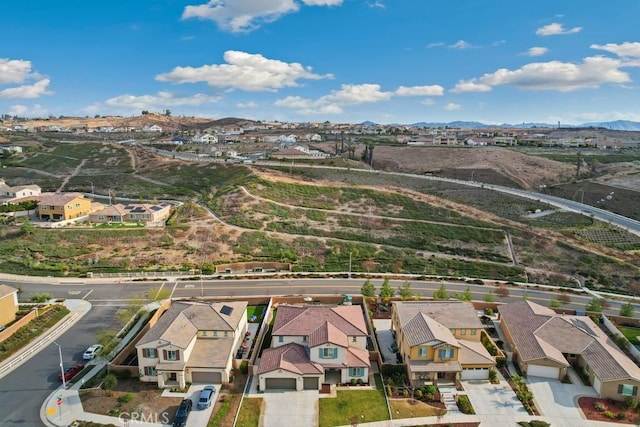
[366,120,640,131]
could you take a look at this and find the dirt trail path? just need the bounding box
[56,159,87,192]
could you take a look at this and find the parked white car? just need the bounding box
[83,344,103,360]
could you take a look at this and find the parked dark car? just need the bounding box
[58,363,85,382]
[173,399,193,427]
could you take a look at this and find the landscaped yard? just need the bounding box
[247,305,265,320]
[234,397,262,427]
[617,326,640,345]
[578,396,640,424]
[319,375,389,427]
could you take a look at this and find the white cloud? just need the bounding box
[182,0,342,33]
[426,42,445,48]
[367,1,385,8]
[274,82,443,115]
[591,42,640,59]
[0,79,52,99]
[8,104,48,118]
[525,47,548,57]
[452,56,631,93]
[85,91,222,114]
[0,58,33,84]
[156,51,332,92]
[444,103,461,110]
[395,85,444,96]
[236,101,257,108]
[536,23,582,36]
[450,40,471,49]
[420,98,436,106]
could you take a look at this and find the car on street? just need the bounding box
[197,386,215,409]
[82,344,104,360]
[173,398,192,426]
[58,363,85,382]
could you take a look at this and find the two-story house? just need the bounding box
[136,301,247,388]
[0,178,41,204]
[36,192,93,221]
[256,305,370,391]
[392,301,495,386]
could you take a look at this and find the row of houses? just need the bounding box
[134,298,640,401]
[0,180,172,225]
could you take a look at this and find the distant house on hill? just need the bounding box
[0,178,41,204]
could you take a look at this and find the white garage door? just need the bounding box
[527,365,560,379]
[461,368,489,380]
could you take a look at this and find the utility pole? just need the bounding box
[55,342,66,389]
[349,251,352,278]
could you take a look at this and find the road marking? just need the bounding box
[68,290,82,295]
[171,281,178,297]
[82,289,94,300]
[153,282,166,299]
[185,284,195,288]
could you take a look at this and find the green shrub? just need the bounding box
[604,410,615,419]
[594,402,605,412]
[625,396,638,409]
[456,395,475,414]
[118,393,133,403]
[239,360,249,375]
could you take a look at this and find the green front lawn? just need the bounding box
[319,375,389,427]
[247,305,265,320]
[617,326,640,345]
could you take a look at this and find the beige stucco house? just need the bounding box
[256,305,370,391]
[392,301,496,386]
[0,284,19,327]
[89,203,172,225]
[500,300,640,401]
[136,301,247,388]
[0,178,41,204]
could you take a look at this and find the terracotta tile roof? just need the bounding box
[256,343,324,375]
[309,321,348,348]
[393,301,483,330]
[346,347,371,368]
[501,300,640,382]
[273,305,367,341]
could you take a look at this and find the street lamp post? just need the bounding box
[54,342,66,388]
[88,180,94,195]
[349,251,352,278]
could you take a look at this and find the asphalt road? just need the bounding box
[0,305,122,427]
[8,277,639,318]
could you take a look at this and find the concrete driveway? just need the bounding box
[462,375,528,416]
[527,376,598,419]
[262,390,318,427]
[183,384,219,426]
[373,319,397,364]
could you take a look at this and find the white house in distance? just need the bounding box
[136,301,248,388]
[0,178,41,204]
[256,304,370,391]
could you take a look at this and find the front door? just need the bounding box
[169,372,177,381]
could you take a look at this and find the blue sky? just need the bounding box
[2,0,640,125]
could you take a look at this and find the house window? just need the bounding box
[167,350,179,361]
[470,329,476,335]
[450,329,455,334]
[41,206,47,210]
[438,348,454,359]
[619,384,638,396]
[75,203,80,208]
[352,336,357,342]
[213,331,218,336]
[142,348,157,358]
[418,347,427,357]
[224,331,228,337]
[202,331,207,337]
[461,329,466,335]
[303,336,308,342]
[144,366,157,376]
[130,214,136,219]
[98,216,104,221]
[319,348,338,359]
[278,336,284,343]
[349,368,365,377]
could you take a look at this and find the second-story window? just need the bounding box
[319,348,338,359]
[418,347,427,357]
[167,350,179,361]
[438,348,454,359]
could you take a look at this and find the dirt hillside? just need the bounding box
[367,146,575,189]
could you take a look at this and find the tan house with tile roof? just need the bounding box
[0,284,19,327]
[392,301,495,386]
[0,178,41,204]
[36,192,92,221]
[500,300,640,401]
[89,203,172,224]
[136,301,247,388]
[256,305,370,391]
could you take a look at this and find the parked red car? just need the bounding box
[58,363,84,382]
